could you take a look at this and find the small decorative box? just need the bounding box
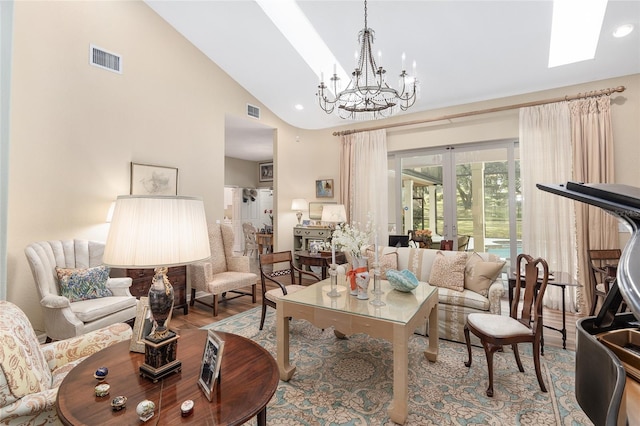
[94,383,110,397]
[180,399,194,417]
[94,366,108,381]
[110,395,127,411]
[136,399,155,422]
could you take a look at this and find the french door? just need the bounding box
[388,140,521,267]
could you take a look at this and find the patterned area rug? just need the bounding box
[203,307,592,425]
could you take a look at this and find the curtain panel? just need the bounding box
[340,130,389,246]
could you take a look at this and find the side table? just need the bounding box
[125,266,188,315]
[294,250,347,280]
[56,329,279,425]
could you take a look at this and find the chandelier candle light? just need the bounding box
[317,0,418,120]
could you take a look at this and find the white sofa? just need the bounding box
[376,246,505,344]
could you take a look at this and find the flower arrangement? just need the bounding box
[331,221,373,259]
[415,229,432,238]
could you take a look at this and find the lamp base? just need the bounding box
[140,332,181,383]
[296,211,302,224]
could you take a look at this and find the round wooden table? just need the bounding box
[294,250,347,279]
[56,329,278,425]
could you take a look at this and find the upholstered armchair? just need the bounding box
[0,300,132,425]
[24,240,138,341]
[189,223,258,316]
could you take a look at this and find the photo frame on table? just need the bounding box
[130,162,178,195]
[130,297,158,353]
[309,201,336,220]
[259,162,273,182]
[198,330,225,401]
[316,179,334,198]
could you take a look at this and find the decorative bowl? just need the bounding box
[386,269,419,292]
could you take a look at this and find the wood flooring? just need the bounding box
[170,256,582,352]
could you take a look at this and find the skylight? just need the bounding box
[548,0,608,68]
[255,0,348,89]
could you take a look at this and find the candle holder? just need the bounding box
[370,262,386,306]
[327,263,341,297]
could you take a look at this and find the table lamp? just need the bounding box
[321,204,347,227]
[291,198,308,225]
[104,195,210,380]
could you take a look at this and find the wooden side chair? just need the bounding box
[464,253,549,397]
[587,249,622,316]
[258,251,320,330]
[242,222,259,258]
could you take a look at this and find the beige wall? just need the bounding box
[224,157,263,189]
[6,0,639,332]
[7,0,293,331]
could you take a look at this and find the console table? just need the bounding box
[56,329,279,425]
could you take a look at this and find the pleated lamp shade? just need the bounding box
[103,195,211,268]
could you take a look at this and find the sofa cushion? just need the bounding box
[365,247,398,279]
[465,252,505,297]
[438,287,492,311]
[429,251,467,292]
[56,265,113,302]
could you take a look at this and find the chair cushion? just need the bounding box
[265,285,306,303]
[429,251,467,292]
[467,313,533,338]
[365,247,398,279]
[205,271,257,295]
[464,252,505,297]
[70,296,137,323]
[56,265,113,302]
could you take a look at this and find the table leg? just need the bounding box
[561,284,567,350]
[256,407,267,426]
[388,326,409,425]
[276,306,295,381]
[321,266,327,280]
[425,301,439,362]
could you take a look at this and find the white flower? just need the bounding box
[331,221,373,259]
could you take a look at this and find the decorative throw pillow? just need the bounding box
[56,265,113,302]
[428,251,467,292]
[365,247,398,279]
[464,252,505,297]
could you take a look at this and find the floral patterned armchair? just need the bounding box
[0,301,132,425]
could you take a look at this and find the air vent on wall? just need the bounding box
[89,44,122,74]
[247,104,260,119]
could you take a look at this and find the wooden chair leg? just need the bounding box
[483,342,496,397]
[213,294,219,317]
[532,340,547,392]
[589,294,599,316]
[512,343,524,372]
[464,324,473,368]
[259,304,267,330]
[251,284,257,303]
[190,288,196,306]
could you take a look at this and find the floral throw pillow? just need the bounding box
[428,251,467,292]
[365,247,398,279]
[56,265,113,302]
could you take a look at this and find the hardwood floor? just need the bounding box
[170,256,583,351]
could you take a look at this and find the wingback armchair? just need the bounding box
[24,239,138,341]
[189,223,258,316]
[0,300,132,425]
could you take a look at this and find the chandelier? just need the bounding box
[316,0,418,120]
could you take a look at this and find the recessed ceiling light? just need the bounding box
[613,24,634,38]
[295,104,304,111]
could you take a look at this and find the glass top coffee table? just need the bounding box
[276,279,439,425]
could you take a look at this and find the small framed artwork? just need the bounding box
[316,179,334,198]
[198,330,225,401]
[259,162,273,182]
[130,162,178,195]
[130,297,162,353]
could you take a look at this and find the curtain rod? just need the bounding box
[332,85,626,137]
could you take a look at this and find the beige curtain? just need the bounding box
[571,96,619,314]
[340,130,389,244]
[520,102,578,312]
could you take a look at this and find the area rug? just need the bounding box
[203,308,592,425]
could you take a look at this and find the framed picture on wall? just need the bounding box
[130,162,178,195]
[316,179,334,198]
[259,162,273,182]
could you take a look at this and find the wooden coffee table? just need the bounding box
[277,279,438,425]
[56,329,278,425]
